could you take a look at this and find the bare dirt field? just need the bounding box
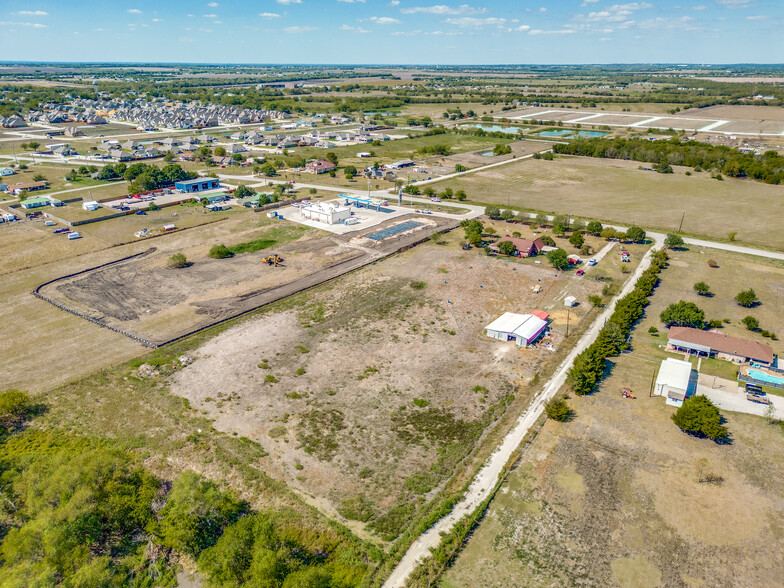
[435,155,784,249]
[428,139,555,175]
[39,215,455,344]
[715,120,784,135]
[681,104,784,122]
[168,234,605,541]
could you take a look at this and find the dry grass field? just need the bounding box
[680,104,784,122]
[435,155,784,249]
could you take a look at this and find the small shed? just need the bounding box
[654,358,698,407]
[175,177,220,193]
[82,201,100,211]
[564,296,577,307]
[485,312,548,347]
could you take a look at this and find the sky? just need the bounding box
[0,0,781,64]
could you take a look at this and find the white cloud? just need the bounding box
[528,28,575,35]
[444,16,506,27]
[203,14,217,17]
[179,36,194,42]
[391,29,422,35]
[283,25,318,32]
[539,7,547,12]
[401,4,486,14]
[208,1,219,6]
[340,24,371,32]
[389,0,400,4]
[0,20,47,28]
[632,15,698,29]
[745,14,767,20]
[198,27,213,32]
[277,0,302,4]
[259,12,281,18]
[213,20,222,23]
[16,10,48,16]
[152,18,162,22]
[368,16,402,24]
[716,0,751,6]
[127,8,142,14]
[338,0,366,3]
[516,24,530,31]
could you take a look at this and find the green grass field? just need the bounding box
[433,155,784,250]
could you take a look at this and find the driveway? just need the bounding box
[696,374,781,418]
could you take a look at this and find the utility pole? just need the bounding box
[678,211,685,233]
[649,368,656,397]
[566,308,570,337]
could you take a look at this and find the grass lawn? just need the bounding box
[431,154,784,250]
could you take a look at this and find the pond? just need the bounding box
[460,124,527,134]
[535,129,608,138]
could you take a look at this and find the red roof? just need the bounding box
[502,236,545,256]
[531,310,550,321]
[668,326,774,364]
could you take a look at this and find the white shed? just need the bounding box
[485,312,548,347]
[300,202,351,225]
[654,358,697,407]
[82,200,100,211]
[564,296,577,307]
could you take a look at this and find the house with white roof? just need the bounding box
[485,312,548,347]
[654,358,698,407]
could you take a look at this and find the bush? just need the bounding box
[410,280,427,290]
[209,244,233,259]
[660,300,705,328]
[167,253,187,269]
[706,320,723,329]
[735,288,759,308]
[742,315,760,331]
[545,397,572,422]
[148,202,160,211]
[707,259,719,268]
[540,235,555,247]
[664,233,684,249]
[546,248,569,270]
[693,281,711,296]
[234,185,255,199]
[672,395,728,441]
[648,326,658,334]
[568,231,584,248]
[588,294,604,308]
[586,220,603,235]
[625,226,646,243]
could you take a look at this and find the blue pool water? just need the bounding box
[536,129,608,138]
[480,151,496,157]
[366,220,423,241]
[460,124,527,134]
[747,369,784,386]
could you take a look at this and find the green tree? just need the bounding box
[540,235,556,247]
[588,294,604,308]
[660,300,705,328]
[600,227,617,240]
[155,471,246,556]
[147,201,160,211]
[454,164,468,172]
[735,289,758,308]
[568,231,584,248]
[585,221,604,237]
[545,397,572,422]
[260,163,277,177]
[209,244,233,259]
[325,151,339,165]
[234,185,255,199]
[693,282,711,296]
[214,146,227,157]
[0,389,34,429]
[742,315,760,331]
[664,233,684,249]
[671,395,728,441]
[423,186,435,197]
[163,151,175,162]
[492,143,512,156]
[167,253,188,269]
[625,226,646,243]
[344,165,357,179]
[497,240,516,256]
[484,206,501,219]
[455,189,467,201]
[32,174,46,182]
[547,248,569,270]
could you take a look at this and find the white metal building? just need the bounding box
[300,202,351,225]
[654,358,698,407]
[485,312,548,347]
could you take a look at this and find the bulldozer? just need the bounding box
[262,254,284,267]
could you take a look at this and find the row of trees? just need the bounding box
[660,288,760,329]
[566,249,669,395]
[97,162,197,194]
[553,137,784,185]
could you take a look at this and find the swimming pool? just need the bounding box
[480,151,496,157]
[460,124,527,134]
[747,369,784,386]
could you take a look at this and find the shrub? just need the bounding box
[706,320,723,329]
[540,235,556,247]
[413,398,430,408]
[545,397,572,422]
[586,221,603,235]
[497,240,516,256]
[742,315,760,331]
[735,288,759,308]
[664,233,684,249]
[648,326,658,334]
[660,301,705,328]
[672,395,728,441]
[707,259,719,268]
[167,253,187,269]
[625,226,646,243]
[546,248,569,270]
[209,244,232,259]
[588,294,604,308]
[410,280,427,290]
[568,231,584,248]
[693,281,711,296]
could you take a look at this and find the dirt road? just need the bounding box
[382,234,665,588]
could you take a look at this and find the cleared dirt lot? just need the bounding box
[436,155,784,249]
[167,233,612,541]
[681,104,784,122]
[40,215,455,344]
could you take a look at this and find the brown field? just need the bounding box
[435,155,784,249]
[444,249,784,588]
[681,104,784,122]
[715,120,784,135]
[584,113,652,126]
[167,230,617,539]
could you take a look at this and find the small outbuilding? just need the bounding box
[485,312,548,347]
[564,296,577,308]
[175,177,221,193]
[654,358,698,407]
[300,202,351,225]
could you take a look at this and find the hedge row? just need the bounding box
[566,249,669,395]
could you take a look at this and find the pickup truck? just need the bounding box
[747,393,771,405]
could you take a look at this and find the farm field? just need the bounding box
[679,104,784,122]
[435,155,784,250]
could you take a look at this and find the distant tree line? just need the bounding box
[553,137,784,184]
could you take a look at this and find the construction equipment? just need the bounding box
[621,387,636,399]
[262,254,284,267]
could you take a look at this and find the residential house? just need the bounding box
[305,160,336,174]
[666,326,775,366]
[485,312,548,347]
[10,181,48,195]
[500,236,545,257]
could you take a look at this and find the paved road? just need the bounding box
[382,235,665,588]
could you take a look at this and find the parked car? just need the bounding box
[576,269,585,276]
[587,258,597,266]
